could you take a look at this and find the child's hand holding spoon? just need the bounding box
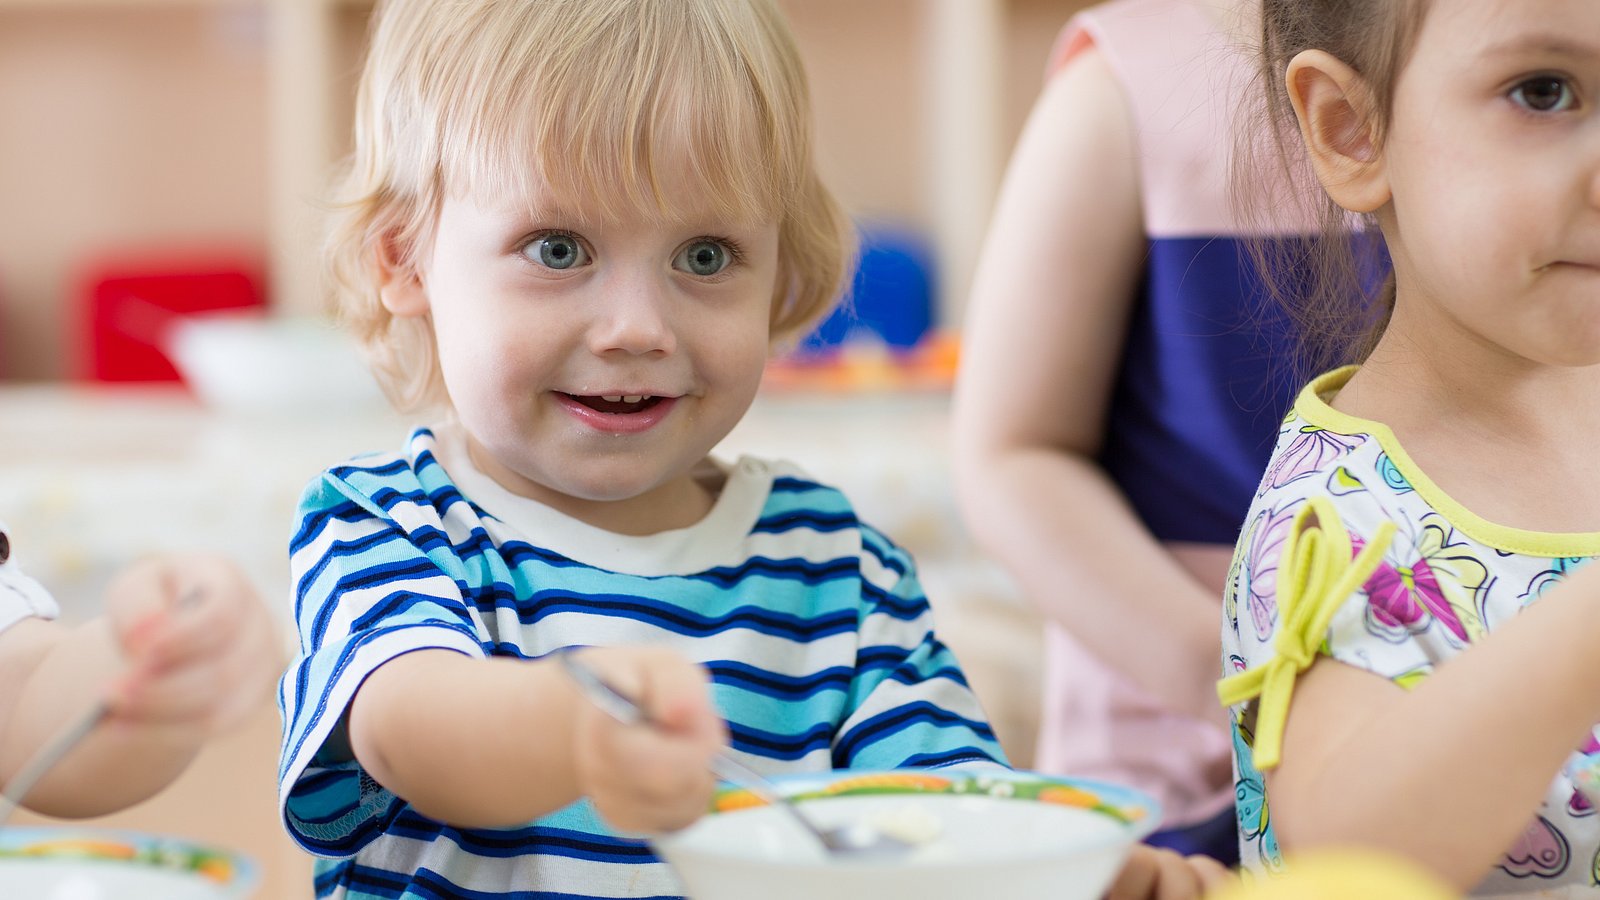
[0,555,282,823]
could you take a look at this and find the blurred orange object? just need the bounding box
[765,330,961,393]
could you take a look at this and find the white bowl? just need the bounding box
[165,312,385,414]
[654,770,1159,900]
[0,828,257,899]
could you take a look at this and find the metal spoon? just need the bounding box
[0,587,203,826]
[557,650,912,860]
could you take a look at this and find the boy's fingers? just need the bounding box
[638,658,720,742]
[1149,850,1212,900]
[1186,854,1234,890]
[1108,845,1222,900]
[1105,845,1160,900]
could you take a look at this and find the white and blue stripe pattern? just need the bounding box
[278,427,1005,899]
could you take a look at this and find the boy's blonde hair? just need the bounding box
[328,0,853,411]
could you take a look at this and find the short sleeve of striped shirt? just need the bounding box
[831,523,1005,772]
[278,463,487,858]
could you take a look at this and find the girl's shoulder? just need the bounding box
[1254,414,1398,516]
[1261,368,1600,561]
[1240,371,1425,556]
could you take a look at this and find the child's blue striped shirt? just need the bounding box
[278,426,1005,899]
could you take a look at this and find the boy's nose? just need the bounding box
[588,273,677,357]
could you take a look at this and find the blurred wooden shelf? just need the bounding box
[0,0,1089,379]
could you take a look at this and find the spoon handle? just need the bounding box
[704,747,789,809]
[556,648,649,727]
[0,701,109,826]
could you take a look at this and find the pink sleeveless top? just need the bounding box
[1034,0,1315,829]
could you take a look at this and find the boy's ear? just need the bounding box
[1285,49,1390,214]
[375,234,430,318]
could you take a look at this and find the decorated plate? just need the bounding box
[0,828,256,899]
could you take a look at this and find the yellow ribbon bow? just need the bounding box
[1217,496,1395,771]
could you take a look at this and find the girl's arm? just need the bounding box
[346,645,723,832]
[1268,561,1600,890]
[0,617,199,815]
[951,47,1225,723]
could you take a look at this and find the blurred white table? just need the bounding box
[1,384,1021,620]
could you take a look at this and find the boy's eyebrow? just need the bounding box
[510,198,588,222]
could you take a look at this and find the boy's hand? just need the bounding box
[103,554,283,734]
[568,646,725,835]
[1106,845,1235,900]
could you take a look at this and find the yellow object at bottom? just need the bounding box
[1206,849,1459,900]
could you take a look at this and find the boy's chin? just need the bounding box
[553,463,700,505]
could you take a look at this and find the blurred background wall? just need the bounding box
[0,0,1093,381]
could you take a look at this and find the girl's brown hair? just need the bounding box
[328,0,853,412]
[1239,0,1431,379]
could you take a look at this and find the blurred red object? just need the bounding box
[78,255,266,382]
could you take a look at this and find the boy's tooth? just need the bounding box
[623,395,643,404]
[602,394,622,402]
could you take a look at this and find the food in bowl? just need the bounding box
[0,828,256,900]
[654,770,1159,900]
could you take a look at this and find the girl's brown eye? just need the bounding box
[1511,76,1575,113]
[0,530,10,564]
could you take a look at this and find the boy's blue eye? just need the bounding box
[676,240,730,277]
[1510,76,1576,113]
[524,234,588,270]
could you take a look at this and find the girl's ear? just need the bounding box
[375,234,430,318]
[1286,49,1390,214]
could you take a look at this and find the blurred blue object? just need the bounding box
[799,223,934,353]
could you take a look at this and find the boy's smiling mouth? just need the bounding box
[565,393,666,414]
[555,391,684,427]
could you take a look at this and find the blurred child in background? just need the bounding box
[954,0,1312,864]
[0,524,281,816]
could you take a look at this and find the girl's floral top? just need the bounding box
[1219,367,1600,895]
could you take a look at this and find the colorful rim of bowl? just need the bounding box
[703,769,1162,845]
[0,827,258,893]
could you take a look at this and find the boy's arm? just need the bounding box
[344,648,584,826]
[284,471,721,844]
[346,644,721,831]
